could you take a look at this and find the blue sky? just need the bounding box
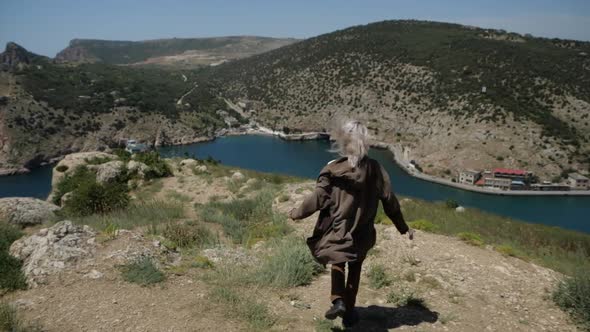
[1,0,589,57]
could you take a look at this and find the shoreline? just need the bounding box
[2,125,590,197]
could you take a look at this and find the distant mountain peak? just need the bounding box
[1,42,42,68]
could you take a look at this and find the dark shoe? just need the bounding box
[342,309,359,328]
[324,299,346,320]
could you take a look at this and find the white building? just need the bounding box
[567,173,589,190]
[459,170,481,185]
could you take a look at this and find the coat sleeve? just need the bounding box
[289,172,331,220]
[377,163,409,234]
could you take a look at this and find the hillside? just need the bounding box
[1,20,590,180]
[0,44,245,174]
[55,36,298,67]
[1,157,588,331]
[204,20,590,180]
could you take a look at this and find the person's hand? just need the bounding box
[408,229,415,240]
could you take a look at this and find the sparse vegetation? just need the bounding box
[409,219,437,232]
[367,264,391,289]
[253,237,323,288]
[0,302,42,332]
[401,199,590,275]
[119,257,166,286]
[210,287,275,330]
[199,190,291,246]
[457,232,485,246]
[553,269,590,330]
[71,200,184,233]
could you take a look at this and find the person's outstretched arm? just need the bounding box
[378,164,411,236]
[289,173,331,220]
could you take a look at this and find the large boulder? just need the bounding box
[0,197,60,226]
[51,152,117,187]
[88,160,124,183]
[127,160,150,179]
[9,220,96,287]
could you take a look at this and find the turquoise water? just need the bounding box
[2,135,589,233]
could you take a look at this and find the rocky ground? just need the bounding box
[1,159,580,331]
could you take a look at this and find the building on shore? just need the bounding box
[482,177,512,190]
[493,168,532,182]
[459,170,482,185]
[531,183,571,191]
[567,173,590,190]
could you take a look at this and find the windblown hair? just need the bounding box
[330,119,369,167]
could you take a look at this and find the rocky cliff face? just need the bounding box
[1,42,33,68]
[54,45,99,63]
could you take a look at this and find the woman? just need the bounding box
[289,120,414,328]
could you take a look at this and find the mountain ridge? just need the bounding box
[55,36,299,67]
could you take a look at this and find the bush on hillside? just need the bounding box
[553,269,590,330]
[64,180,129,216]
[162,222,218,249]
[133,151,172,179]
[52,166,95,205]
[0,223,27,292]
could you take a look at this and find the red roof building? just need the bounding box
[493,168,527,176]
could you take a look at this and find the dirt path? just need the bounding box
[176,83,198,106]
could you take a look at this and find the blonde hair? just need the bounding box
[330,119,369,167]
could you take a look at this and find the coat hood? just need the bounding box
[322,157,371,189]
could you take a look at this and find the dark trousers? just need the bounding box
[330,260,363,311]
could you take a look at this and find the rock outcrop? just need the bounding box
[9,221,97,286]
[1,42,34,68]
[0,197,60,226]
[89,160,124,183]
[51,152,117,187]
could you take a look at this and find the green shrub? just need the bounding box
[254,237,323,288]
[162,222,218,249]
[409,219,437,232]
[445,199,459,209]
[52,166,96,205]
[119,257,165,286]
[278,194,290,202]
[64,180,129,216]
[0,224,27,292]
[55,165,68,172]
[367,264,391,289]
[210,287,275,330]
[0,302,42,332]
[457,232,485,246]
[133,151,172,179]
[112,148,132,162]
[553,269,590,330]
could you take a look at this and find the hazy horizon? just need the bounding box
[1,0,589,57]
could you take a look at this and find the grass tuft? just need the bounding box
[162,222,218,249]
[254,237,323,288]
[367,264,391,289]
[409,219,438,232]
[119,257,166,286]
[0,302,42,332]
[210,287,275,330]
[457,232,484,246]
